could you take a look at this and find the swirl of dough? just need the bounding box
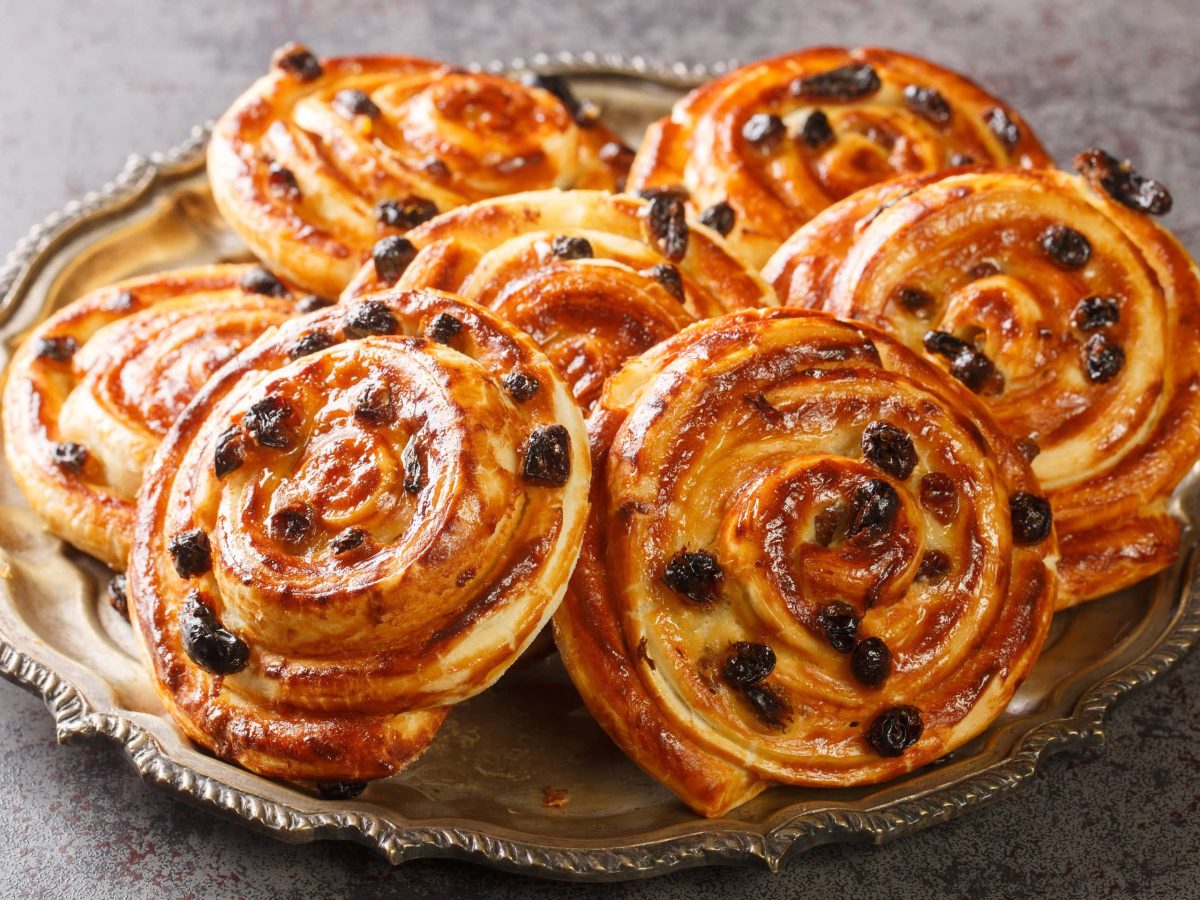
[554,308,1055,817]
[628,46,1050,268]
[1,265,296,569]
[764,159,1199,605]
[342,189,775,409]
[209,44,633,298]
[128,288,590,782]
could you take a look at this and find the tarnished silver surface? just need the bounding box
[0,55,1198,881]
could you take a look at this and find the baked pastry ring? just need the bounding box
[209,44,633,298]
[628,46,1050,268]
[128,288,590,783]
[1,265,296,570]
[341,188,776,410]
[764,155,1196,606]
[554,308,1056,817]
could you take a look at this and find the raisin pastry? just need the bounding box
[209,44,633,299]
[341,188,775,410]
[128,289,590,783]
[628,46,1050,268]
[1,265,296,570]
[764,153,1197,606]
[553,308,1056,817]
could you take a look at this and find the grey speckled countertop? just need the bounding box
[2,1,1200,897]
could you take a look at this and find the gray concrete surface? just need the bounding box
[2,0,1199,896]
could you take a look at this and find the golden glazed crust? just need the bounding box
[764,165,1200,606]
[628,46,1050,268]
[342,188,776,411]
[553,308,1056,817]
[1,265,295,570]
[209,44,632,298]
[128,288,590,782]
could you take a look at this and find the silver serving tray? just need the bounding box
[1,53,1198,882]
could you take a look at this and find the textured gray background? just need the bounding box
[2,0,1200,897]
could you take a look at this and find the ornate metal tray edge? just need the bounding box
[1,52,1198,881]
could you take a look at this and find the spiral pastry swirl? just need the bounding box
[341,189,775,410]
[764,159,1198,605]
[1,265,296,569]
[128,288,589,782]
[628,46,1050,268]
[209,44,633,298]
[554,309,1055,816]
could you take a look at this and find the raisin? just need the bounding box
[866,705,923,756]
[213,427,246,477]
[331,528,366,556]
[375,196,438,230]
[35,336,79,361]
[1075,149,1172,216]
[266,162,300,200]
[168,528,211,579]
[1083,334,1124,383]
[333,89,380,119]
[743,682,792,729]
[797,109,835,148]
[502,371,540,403]
[371,236,418,285]
[919,473,959,523]
[699,201,735,236]
[1010,492,1052,544]
[923,330,969,358]
[741,113,785,152]
[354,381,393,423]
[851,637,892,687]
[791,64,881,100]
[269,505,312,544]
[425,312,462,344]
[272,44,323,81]
[861,421,917,480]
[923,330,996,392]
[108,574,128,619]
[847,479,900,536]
[903,84,951,125]
[949,153,976,166]
[896,286,933,317]
[662,549,723,605]
[722,642,776,687]
[550,235,593,260]
[984,107,1020,148]
[971,261,1000,279]
[179,591,249,675]
[643,263,685,302]
[643,195,689,261]
[239,267,289,297]
[288,329,337,359]
[423,157,450,178]
[52,442,87,472]
[402,439,424,494]
[818,600,859,652]
[1039,224,1091,269]
[1017,437,1041,462]
[523,424,571,486]
[243,396,294,449]
[295,294,335,313]
[344,299,398,337]
[523,73,599,127]
[916,549,952,583]
[1072,296,1120,331]
[317,781,367,800]
[814,504,848,547]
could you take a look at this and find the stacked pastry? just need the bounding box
[2,44,1197,816]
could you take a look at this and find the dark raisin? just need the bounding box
[272,44,323,81]
[107,574,128,619]
[523,73,599,127]
[375,196,438,230]
[239,267,289,297]
[402,439,424,494]
[814,504,848,547]
[243,396,294,449]
[1083,333,1124,383]
[818,600,859,652]
[1039,224,1091,269]
[851,637,892,687]
[269,505,312,544]
[1072,296,1120,331]
[266,162,301,200]
[599,140,636,169]
[52,442,87,472]
[295,294,335,313]
[317,781,367,800]
[354,381,394,423]
[643,195,689,262]
[550,235,593,260]
[35,336,79,361]
[523,424,571,487]
[923,330,969,358]
[425,312,462,345]
[791,64,881,100]
[923,331,996,392]
[422,157,450,178]
[371,236,418,285]
[847,479,900,536]
[502,371,540,403]
[635,186,689,203]
[1010,492,1052,545]
[896,286,933,317]
[1075,148,1172,216]
[984,107,1020,148]
[662,549,723,605]
[741,113,785,152]
[949,153,976,166]
[344,299,398,337]
[861,421,917,480]
[903,84,951,125]
[288,329,337,359]
[919,473,959,523]
[168,529,211,579]
[866,705,923,756]
[742,682,791,729]
[916,549,952,583]
[699,201,736,236]
[970,261,1000,279]
[213,427,246,478]
[1017,437,1041,462]
[331,528,367,556]
[643,263,685,302]
[797,109,835,148]
[179,591,248,675]
[722,642,776,687]
[333,89,380,119]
